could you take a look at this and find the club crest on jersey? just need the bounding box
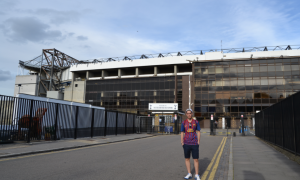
[187,129,194,132]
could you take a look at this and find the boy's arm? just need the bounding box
[180,123,184,145]
[181,132,184,145]
[197,131,201,145]
[197,121,201,145]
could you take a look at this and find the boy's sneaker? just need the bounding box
[184,173,192,179]
[195,174,201,180]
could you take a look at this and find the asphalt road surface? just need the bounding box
[0,134,223,180]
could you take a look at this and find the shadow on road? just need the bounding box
[190,157,211,175]
[243,170,265,180]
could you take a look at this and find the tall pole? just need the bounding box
[189,75,191,109]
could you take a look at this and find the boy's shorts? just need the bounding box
[183,144,199,159]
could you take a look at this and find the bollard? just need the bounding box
[233,132,236,137]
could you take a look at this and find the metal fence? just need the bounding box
[0,94,137,143]
[135,115,183,134]
[255,91,300,156]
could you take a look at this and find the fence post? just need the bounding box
[115,112,118,136]
[133,115,135,133]
[104,110,107,136]
[74,106,78,139]
[273,107,276,144]
[54,103,59,140]
[292,97,297,154]
[281,102,284,149]
[91,108,95,138]
[27,100,34,143]
[125,112,127,135]
[262,111,265,140]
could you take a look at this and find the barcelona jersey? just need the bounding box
[181,119,201,145]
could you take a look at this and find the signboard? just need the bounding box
[174,114,177,120]
[211,114,213,120]
[148,103,178,110]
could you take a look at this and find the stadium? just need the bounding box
[15,45,300,128]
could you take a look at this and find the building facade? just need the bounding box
[194,57,300,128]
[16,47,300,128]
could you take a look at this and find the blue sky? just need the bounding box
[0,0,300,96]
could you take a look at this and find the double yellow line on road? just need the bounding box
[201,137,227,180]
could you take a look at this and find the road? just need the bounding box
[0,134,224,180]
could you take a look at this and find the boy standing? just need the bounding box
[181,109,201,180]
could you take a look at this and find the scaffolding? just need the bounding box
[19,49,79,97]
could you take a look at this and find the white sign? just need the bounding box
[175,114,177,120]
[241,115,243,118]
[148,103,178,110]
[211,114,213,120]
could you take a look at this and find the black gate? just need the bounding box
[140,117,152,133]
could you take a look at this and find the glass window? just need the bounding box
[208,67,215,74]
[209,107,216,112]
[230,79,237,86]
[275,66,282,71]
[268,79,276,86]
[291,65,300,71]
[216,80,223,86]
[268,66,275,71]
[208,93,216,99]
[253,79,260,85]
[261,79,268,85]
[201,107,208,112]
[253,67,260,72]
[237,67,244,73]
[283,65,291,71]
[202,68,208,74]
[202,94,209,100]
[216,67,223,74]
[229,67,236,73]
[224,67,230,73]
[224,81,230,86]
[201,81,207,87]
[260,66,268,72]
[245,67,252,73]
[238,79,245,86]
[246,79,253,86]
[276,79,285,85]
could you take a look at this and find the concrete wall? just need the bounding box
[47,91,64,100]
[14,75,38,97]
[64,80,85,103]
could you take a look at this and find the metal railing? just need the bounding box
[255,91,300,156]
[76,45,300,64]
[135,116,182,134]
[0,94,137,143]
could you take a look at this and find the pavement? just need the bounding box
[0,131,299,180]
[232,135,300,180]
